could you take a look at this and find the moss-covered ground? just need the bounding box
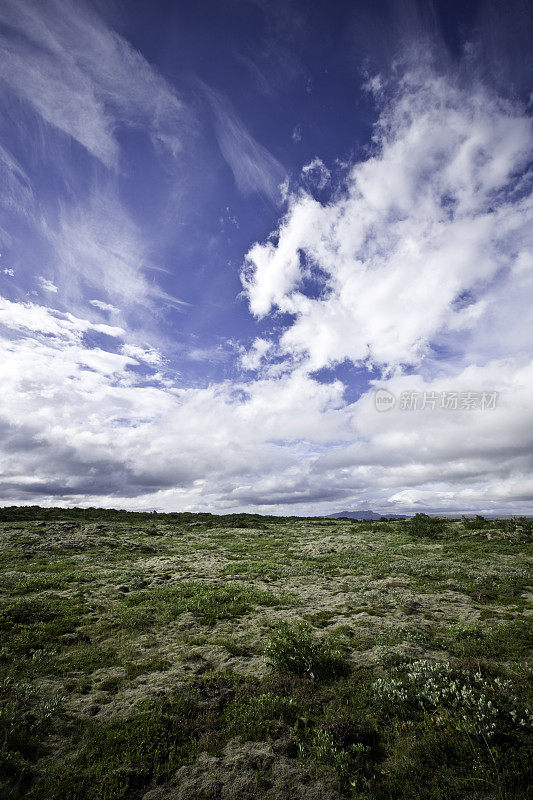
[0,507,531,799]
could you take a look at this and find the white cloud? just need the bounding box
[203,84,286,202]
[0,296,124,340]
[301,157,330,190]
[0,297,532,514]
[232,60,533,514]
[89,299,120,314]
[0,0,188,167]
[0,143,33,215]
[42,188,186,312]
[242,68,532,374]
[38,276,58,293]
[0,299,349,506]
[240,337,272,371]
[242,193,325,317]
[321,359,533,495]
[0,1,189,322]
[121,343,163,366]
[2,268,14,277]
[0,55,532,516]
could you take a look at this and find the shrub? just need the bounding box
[435,619,532,660]
[461,514,489,530]
[265,620,349,681]
[373,660,532,739]
[498,517,533,540]
[407,513,445,538]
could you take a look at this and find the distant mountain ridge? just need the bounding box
[325,510,408,520]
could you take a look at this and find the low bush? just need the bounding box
[373,660,532,740]
[0,678,65,798]
[461,515,489,530]
[407,513,446,538]
[498,517,533,540]
[265,620,349,681]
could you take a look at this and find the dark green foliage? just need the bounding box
[497,517,533,539]
[407,513,446,538]
[0,678,64,799]
[38,692,204,800]
[2,651,532,800]
[461,514,489,529]
[434,618,533,660]
[0,595,89,656]
[0,505,301,527]
[117,581,292,628]
[265,620,349,680]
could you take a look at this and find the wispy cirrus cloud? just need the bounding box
[235,0,308,97]
[0,0,190,168]
[0,143,33,215]
[42,189,187,312]
[0,0,193,320]
[203,83,286,202]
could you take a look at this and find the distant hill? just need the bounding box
[325,510,407,520]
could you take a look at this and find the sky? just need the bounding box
[0,0,532,516]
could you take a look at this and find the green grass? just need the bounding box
[434,618,533,660]
[0,509,531,800]
[17,665,530,800]
[0,595,91,656]
[115,581,294,628]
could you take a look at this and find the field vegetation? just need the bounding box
[0,507,531,799]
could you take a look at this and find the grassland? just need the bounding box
[0,507,531,799]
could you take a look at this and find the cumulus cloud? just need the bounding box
[1,48,531,516]
[0,296,532,514]
[234,57,533,514]
[2,296,531,514]
[318,359,533,507]
[0,296,124,339]
[121,343,163,366]
[240,337,272,371]
[242,66,532,374]
[0,298,349,507]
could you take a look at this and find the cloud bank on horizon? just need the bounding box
[0,0,531,515]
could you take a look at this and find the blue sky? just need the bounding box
[0,0,532,514]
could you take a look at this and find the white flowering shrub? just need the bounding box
[373,660,532,739]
